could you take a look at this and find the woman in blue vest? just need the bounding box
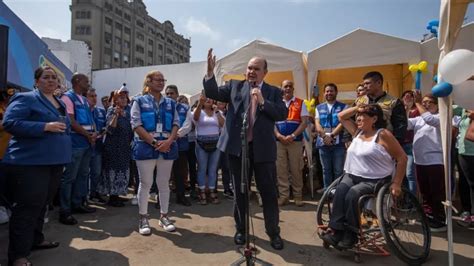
[2,66,72,266]
[131,70,179,235]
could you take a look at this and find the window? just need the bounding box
[104,2,113,12]
[115,8,122,17]
[114,52,120,62]
[166,48,172,54]
[148,51,153,58]
[104,63,110,69]
[104,48,112,55]
[137,33,144,41]
[75,25,91,35]
[159,55,163,62]
[124,27,131,35]
[123,55,129,64]
[124,13,131,21]
[136,58,144,66]
[158,44,163,50]
[136,20,144,28]
[115,36,121,45]
[136,45,144,53]
[105,32,112,44]
[166,58,173,64]
[148,39,153,46]
[76,10,91,19]
[105,17,113,26]
[167,38,173,44]
[115,22,122,30]
[124,40,130,48]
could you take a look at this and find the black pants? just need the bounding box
[228,147,280,237]
[329,173,388,233]
[173,151,188,196]
[416,164,446,221]
[5,164,63,262]
[458,154,474,214]
[187,141,198,190]
[217,151,232,191]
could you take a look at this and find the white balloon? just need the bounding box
[452,80,474,110]
[438,49,474,85]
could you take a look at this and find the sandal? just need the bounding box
[31,240,60,250]
[199,190,207,205]
[210,192,220,204]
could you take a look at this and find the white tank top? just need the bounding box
[344,129,395,179]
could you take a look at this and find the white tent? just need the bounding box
[91,61,206,107]
[307,28,421,100]
[214,39,308,99]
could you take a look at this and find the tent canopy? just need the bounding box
[307,28,421,97]
[215,39,307,99]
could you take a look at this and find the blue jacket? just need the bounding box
[176,103,190,151]
[2,90,72,165]
[316,101,346,147]
[92,106,107,152]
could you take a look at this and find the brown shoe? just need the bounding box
[294,198,304,207]
[278,197,289,206]
[199,190,207,205]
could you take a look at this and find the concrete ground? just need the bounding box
[1,192,473,266]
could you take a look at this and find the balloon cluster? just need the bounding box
[432,49,474,109]
[426,20,439,37]
[409,61,428,90]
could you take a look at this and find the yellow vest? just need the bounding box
[354,93,398,132]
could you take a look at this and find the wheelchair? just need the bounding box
[315,176,431,265]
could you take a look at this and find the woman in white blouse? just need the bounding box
[408,91,446,232]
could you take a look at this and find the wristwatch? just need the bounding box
[151,139,157,146]
[291,133,296,139]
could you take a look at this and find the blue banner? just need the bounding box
[0,1,72,90]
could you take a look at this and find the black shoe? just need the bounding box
[107,199,125,207]
[337,230,358,250]
[117,196,129,202]
[89,192,107,204]
[59,214,78,225]
[177,195,192,206]
[72,205,96,214]
[270,234,284,250]
[190,190,199,200]
[234,231,245,245]
[223,189,234,200]
[320,229,344,248]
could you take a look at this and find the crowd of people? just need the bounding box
[0,50,473,265]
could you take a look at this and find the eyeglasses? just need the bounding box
[152,78,167,83]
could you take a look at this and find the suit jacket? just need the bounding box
[2,89,72,165]
[203,76,287,163]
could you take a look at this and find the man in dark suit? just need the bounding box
[203,49,288,250]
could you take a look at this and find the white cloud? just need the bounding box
[184,17,221,41]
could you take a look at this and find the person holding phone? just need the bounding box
[2,66,72,266]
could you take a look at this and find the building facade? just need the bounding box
[70,0,191,70]
[42,37,93,79]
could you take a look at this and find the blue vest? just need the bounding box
[316,101,346,147]
[132,94,178,160]
[65,91,95,149]
[176,103,190,151]
[92,107,107,152]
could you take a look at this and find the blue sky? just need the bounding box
[3,0,474,62]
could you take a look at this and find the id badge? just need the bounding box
[156,123,163,133]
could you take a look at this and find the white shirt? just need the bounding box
[193,110,220,136]
[408,112,443,165]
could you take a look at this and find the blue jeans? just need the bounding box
[195,142,221,190]
[89,150,102,194]
[60,147,92,215]
[319,145,346,189]
[402,143,416,195]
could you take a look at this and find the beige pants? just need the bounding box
[276,141,303,199]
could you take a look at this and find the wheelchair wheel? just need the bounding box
[315,177,341,228]
[376,183,431,265]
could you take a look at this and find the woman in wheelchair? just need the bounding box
[321,104,407,250]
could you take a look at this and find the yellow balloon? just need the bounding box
[409,64,419,72]
[418,61,428,72]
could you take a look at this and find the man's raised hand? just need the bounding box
[207,48,216,77]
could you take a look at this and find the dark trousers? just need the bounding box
[458,154,474,214]
[5,164,63,262]
[173,151,188,196]
[131,159,139,194]
[187,141,198,190]
[416,164,446,221]
[329,173,388,232]
[228,147,280,237]
[218,151,232,191]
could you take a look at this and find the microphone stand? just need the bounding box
[231,99,269,266]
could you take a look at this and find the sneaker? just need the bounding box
[149,192,157,201]
[159,216,176,232]
[0,206,9,224]
[278,197,289,207]
[457,215,473,228]
[139,215,151,235]
[294,198,304,207]
[429,218,447,232]
[131,195,138,206]
[223,189,234,200]
[460,211,470,220]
